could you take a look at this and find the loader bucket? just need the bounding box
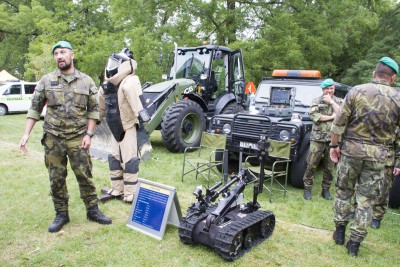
[90,119,153,162]
[90,119,113,161]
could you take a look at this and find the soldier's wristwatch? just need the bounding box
[329,143,338,148]
[85,132,94,138]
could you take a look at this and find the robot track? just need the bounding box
[213,210,275,261]
[178,204,219,244]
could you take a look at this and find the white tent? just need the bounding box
[0,70,18,82]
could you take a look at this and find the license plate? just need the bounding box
[239,141,258,150]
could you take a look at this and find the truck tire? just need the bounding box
[389,175,400,209]
[0,104,8,116]
[221,102,244,114]
[290,146,308,189]
[215,151,239,174]
[161,100,206,152]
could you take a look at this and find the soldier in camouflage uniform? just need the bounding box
[19,41,112,233]
[303,79,343,200]
[330,57,400,257]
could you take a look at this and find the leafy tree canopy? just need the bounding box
[0,0,398,86]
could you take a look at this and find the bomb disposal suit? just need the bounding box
[98,49,145,203]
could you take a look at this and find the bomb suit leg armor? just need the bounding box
[120,127,139,203]
[107,139,124,197]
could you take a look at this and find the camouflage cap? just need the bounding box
[51,41,73,54]
[320,78,334,89]
[379,56,399,74]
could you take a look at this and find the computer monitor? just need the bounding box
[270,87,291,105]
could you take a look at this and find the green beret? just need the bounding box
[320,78,334,89]
[51,41,73,54]
[379,56,399,74]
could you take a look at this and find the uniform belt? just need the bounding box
[343,137,392,146]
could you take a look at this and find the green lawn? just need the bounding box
[1,114,399,266]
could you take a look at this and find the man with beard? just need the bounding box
[19,41,112,232]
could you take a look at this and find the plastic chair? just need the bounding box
[182,132,227,186]
[244,140,291,202]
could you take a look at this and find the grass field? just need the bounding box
[1,114,399,266]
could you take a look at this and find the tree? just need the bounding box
[0,0,398,87]
[343,3,400,86]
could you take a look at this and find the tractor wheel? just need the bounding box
[290,146,308,189]
[389,175,400,209]
[221,102,244,115]
[161,100,206,152]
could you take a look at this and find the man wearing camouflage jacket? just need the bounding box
[19,41,112,233]
[330,57,400,257]
[303,78,343,200]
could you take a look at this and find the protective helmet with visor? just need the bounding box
[105,48,135,78]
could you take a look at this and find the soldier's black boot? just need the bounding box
[87,204,112,224]
[333,225,346,245]
[304,189,312,200]
[321,188,332,200]
[370,219,381,229]
[48,212,70,233]
[346,240,360,257]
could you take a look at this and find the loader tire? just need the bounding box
[221,102,244,115]
[161,100,206,152]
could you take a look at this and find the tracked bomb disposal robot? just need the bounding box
[178,136,276,261]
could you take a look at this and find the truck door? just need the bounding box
[229,49,246,104]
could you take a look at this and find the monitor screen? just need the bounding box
[271,87,291,104]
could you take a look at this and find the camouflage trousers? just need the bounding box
[333,154,384,243]
[372,166,394,221]
[42,133,98,212]
[303,141,334,189]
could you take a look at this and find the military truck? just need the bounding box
[208,70,351,188]
[92,43,247,156]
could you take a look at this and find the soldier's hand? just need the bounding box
[323,94,332,104]
[19,134,30,154]
[330,147,340,163]
[393,167,400,176]
[81,135,91,150]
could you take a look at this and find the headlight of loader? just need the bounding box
[279,130,290,141]
[223,124,231,134]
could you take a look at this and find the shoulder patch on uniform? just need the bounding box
[51,81,59,86]
[90,86,98,94]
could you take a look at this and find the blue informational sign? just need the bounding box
[132,186,169,231]
[127,178,182,240]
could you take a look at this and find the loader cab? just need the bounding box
[168,45,246,111]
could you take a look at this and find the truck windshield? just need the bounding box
[171,49,211,79]
[255,83,322,107]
